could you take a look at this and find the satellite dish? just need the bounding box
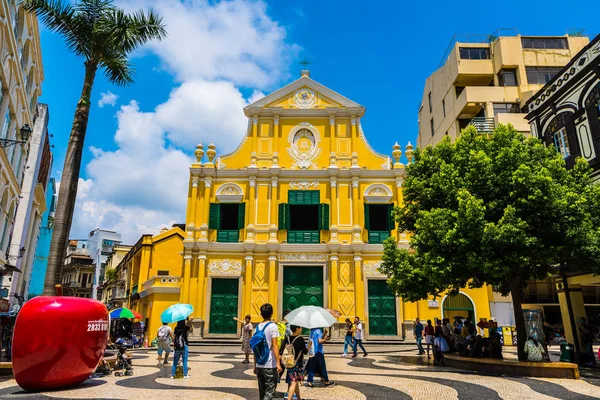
[12,304,21,314]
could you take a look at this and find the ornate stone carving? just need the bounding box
[364,183,393,203]
[289,181,319,190]
[274,116,279,125]
[280,254,328,262]
[204,177,213,188]
[191,176,199,188]
[287,123,322,169]
[216,183,243,202]
[293,88,316,109]
[363,261,384,277]
[208,259,242,276]
[194,142,204,163]
[330,178,337,188]
[206,142,216,163]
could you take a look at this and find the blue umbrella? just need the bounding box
[161,303,193,323]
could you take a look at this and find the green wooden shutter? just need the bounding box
[387,203,395,231]
[364,203,370,230]
[209,203,220,230]
[237,202,246,229]
[310,191,320,204]
[319,203,330,230]
[289,190,319,205]
[278,203,290,230]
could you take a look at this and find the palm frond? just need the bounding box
[99,54,134,87]
[24,0,90,57]
[101,7,167,54]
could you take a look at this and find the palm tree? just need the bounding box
[24,0,167,295]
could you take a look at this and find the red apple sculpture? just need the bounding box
[12,296,109,391]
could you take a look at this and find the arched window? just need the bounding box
[442,292,475,323]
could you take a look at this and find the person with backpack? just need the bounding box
[251,303,281,400]
[280,325,310,400]
[170,320,189,379]
[306,326,335,388]
[156,322,173,366]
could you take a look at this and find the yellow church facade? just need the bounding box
[144,71,497,339]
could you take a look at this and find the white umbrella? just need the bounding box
[285,306,337,329]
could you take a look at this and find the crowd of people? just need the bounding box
[413,317,503,364]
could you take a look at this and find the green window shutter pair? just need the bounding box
[278,203,290,230]
[319,203,329,230]
[288,190,319,205]
[209,203,246,230]
[363,203,395,231]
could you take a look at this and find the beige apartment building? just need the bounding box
[418,31,589,149]
[0,1,44,283]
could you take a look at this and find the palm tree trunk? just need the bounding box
[510,276,527,361]
[43,62,97,295]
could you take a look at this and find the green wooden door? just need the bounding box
[283,267,323,312]
[368,280,397,336]
[209,278,239,334]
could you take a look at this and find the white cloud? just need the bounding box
[98,91,119,107]
[71,0,295,243]
[155,80,249,149]
[120,0,298,88]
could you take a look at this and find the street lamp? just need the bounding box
[0,124,32,148]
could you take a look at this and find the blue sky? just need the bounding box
[37,0,600,242]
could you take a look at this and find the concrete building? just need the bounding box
[0,0,44,290]
[27,177,56,298]
[84,228,122,300]
[61,240,94,298]
[417,30,589,149]
[132,71,497,340]
[524,34,600,349]
[7,104,52,305]
[100,243,133,308]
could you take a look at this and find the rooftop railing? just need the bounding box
[438,28,519,68]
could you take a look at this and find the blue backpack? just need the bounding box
[250,322,273,365]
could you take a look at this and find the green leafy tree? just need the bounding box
[105,267,118,282]
[24,0,166,295]
[381,125,600,361]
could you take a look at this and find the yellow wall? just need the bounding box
[139,72,497,339]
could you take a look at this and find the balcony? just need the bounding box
[468,117,495,133]
[63,281,93,289]
[455,86,521,119]
[142,275,180,291]
[495,113,530,133]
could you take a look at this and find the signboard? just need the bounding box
[0,288,8,298]
[427,300,439,307]
[102,240,114,247]
[0,298,10,312]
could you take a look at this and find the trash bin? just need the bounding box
[559,341,574,362]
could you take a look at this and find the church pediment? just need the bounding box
[264,86,343,110]
[245,71,364,117]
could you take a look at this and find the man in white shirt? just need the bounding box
[352,316,368,358]
[156,322,173,366]
[254,303,281,400]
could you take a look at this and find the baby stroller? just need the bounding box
[114,339,134,376]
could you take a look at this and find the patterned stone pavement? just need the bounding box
[0,347,598,399]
